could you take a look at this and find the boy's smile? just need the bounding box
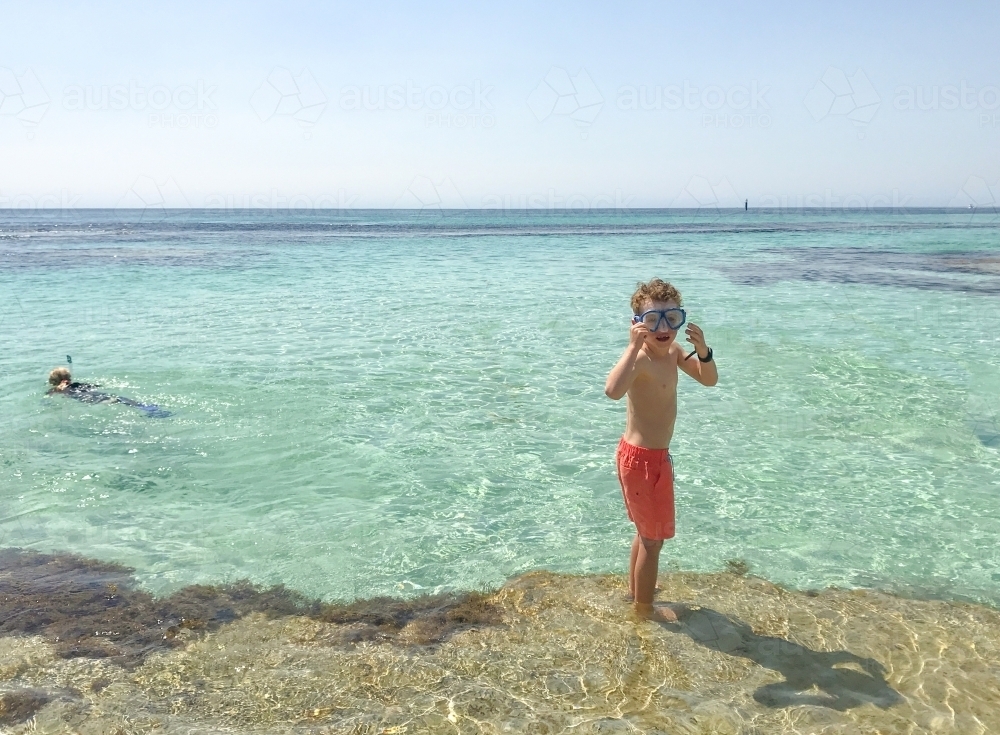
[650,330,676,349]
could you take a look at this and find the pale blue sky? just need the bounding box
[2,1,999,208]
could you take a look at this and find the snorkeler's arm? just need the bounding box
[47,380,70,395]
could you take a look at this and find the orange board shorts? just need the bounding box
[616,437,675,541]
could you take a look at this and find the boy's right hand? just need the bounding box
[629,320,649,350]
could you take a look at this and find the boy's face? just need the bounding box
[636,299,681,352]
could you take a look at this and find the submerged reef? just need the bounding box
[0,549,495,667]
[1,548,999,733]
[719,246,1000,294]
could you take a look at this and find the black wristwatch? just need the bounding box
[698,347,714,363]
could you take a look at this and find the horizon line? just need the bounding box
[0,206,992,213]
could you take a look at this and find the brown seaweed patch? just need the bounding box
[0,548,501,669]
[0,548,308,667]
[315,590,499,646]
[724,558,750,576]
[0,688,49,725]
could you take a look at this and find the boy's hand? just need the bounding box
[685,323,709,357]
[629,320,649,350]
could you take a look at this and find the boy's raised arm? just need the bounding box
[605,322,648,400]
[676,323,718,386]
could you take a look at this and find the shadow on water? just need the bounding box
[969,413,1000,449]
[0,548,500,670]
[662,604,904,710]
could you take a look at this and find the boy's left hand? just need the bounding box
[685,323,709,357]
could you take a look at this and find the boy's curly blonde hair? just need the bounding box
[630,278,682,314]
[49,367,71,385]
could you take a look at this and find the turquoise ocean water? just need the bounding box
[1,209,998,605]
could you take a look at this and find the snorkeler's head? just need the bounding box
[49,367,71,385]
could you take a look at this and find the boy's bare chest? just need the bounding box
[631,360,679,402]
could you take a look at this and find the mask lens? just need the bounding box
[665,310,685,329]
[641,312,661,330]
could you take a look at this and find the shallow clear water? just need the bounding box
[1,209,999,605]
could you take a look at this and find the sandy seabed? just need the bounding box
[1,549,999,734]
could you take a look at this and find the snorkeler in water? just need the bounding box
[46,367,171,418]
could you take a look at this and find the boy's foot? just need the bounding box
[634,602,678,622]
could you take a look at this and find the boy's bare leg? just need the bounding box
[633,536,677,622]
[627,534,640,600]
[628,534,661,601]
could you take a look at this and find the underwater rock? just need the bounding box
[3,552,1000,733]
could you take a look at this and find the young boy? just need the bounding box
[604,279,718,621]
